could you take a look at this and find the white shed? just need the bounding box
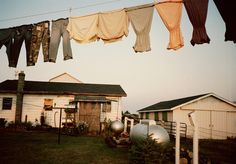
[138,93,236,139]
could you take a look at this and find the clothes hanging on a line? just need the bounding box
[0,27,17,67]
[184,0,210,46]
[67,14,99,44]
[126,4,154,53]
[213,0,236,43]
[0,24,33,67]
[155,1,184,50]
[98,9,129,43]
[29,21,50,65]
[49,18,73,63]
[2,0,235,68]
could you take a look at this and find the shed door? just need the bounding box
[197,111,211,139]
[198,111,227,139]
[212,111,227,139]
[79,102,101,133]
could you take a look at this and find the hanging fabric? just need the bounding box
[0,24,33,67]
[184,0,210,46]
[14,24,33,67]
[155,0,184,50]
[29,21,50,65]
[126,4,154,53]
[0,27,16,67]
[49,18,73,63]
[213,0,236,43]
[98,9,129,43]
[67,14,99,44]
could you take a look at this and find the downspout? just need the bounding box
[15,71,25,122]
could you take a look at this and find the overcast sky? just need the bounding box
[0,0,235,113]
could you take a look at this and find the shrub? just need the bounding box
[0,118,7,128]
[130,135,174,164]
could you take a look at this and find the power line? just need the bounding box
[0,0,123,22]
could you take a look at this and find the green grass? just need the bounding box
[1,131,236,164]
[0,131,129,164]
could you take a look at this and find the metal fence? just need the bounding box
[156,120,187,139]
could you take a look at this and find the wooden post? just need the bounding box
[58,108,62,145]
[175,121,180,164]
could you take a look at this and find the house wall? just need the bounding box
[173,96,236,139]
[100,97,122,122]
[1,93,124,128]
[21,94,75,127]
[0,93,17,122]
[149,112,154,120]
[140,111,173,121]
[49,73,82,83]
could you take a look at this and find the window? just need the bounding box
[162,112,168,121]
[154,112,159,121]
[102,102,111,112]
[145,112,149,119]
[44,99,53,111]
[2,97,13,110]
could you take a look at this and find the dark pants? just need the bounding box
[12,24,33,67]
[0,28,16,67]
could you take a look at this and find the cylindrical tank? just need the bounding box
[130,124,170,144]
[110,120,124,135]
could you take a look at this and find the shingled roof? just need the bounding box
[0,80,127,97]
[138,94,209,112]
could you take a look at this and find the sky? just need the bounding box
[0,0,236,114]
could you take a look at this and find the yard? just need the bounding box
[0,130,236,164]
[0,130,129,164]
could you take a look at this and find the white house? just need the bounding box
[138,93,236,139]
[0,72,127,133]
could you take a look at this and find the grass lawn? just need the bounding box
[1,130,236,164]
[0,131,129,164]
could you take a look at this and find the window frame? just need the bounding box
[154,112,159,121]
[162,112,168,121]
[2,97,13,110]
[44,98,53,111]
[145,112,149,119]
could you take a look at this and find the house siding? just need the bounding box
[100,97,122,122]
[21,94,74,126]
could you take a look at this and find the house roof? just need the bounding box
[138,93,210,113]
[0,80,127,97]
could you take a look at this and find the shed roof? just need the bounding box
[138,94,209,112]
[0,80,127,97]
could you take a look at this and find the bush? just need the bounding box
[0,118,7,128]
[130,135,174,164]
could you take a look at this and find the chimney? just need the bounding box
[15,71,25,122]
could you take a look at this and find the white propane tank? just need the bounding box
[110,120,124,135]
[130,123,170,144]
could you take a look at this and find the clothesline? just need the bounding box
[0,0,235,69]
[0,0,182,24]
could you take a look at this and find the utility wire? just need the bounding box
[0,0,123,22]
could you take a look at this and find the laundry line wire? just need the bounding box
[0,0,124,22]
[0,0,183,23]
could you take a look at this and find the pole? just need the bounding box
[175,121,180,164]
[193,116,199,164]
[58,108,62,145]
[188,111,199,164]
